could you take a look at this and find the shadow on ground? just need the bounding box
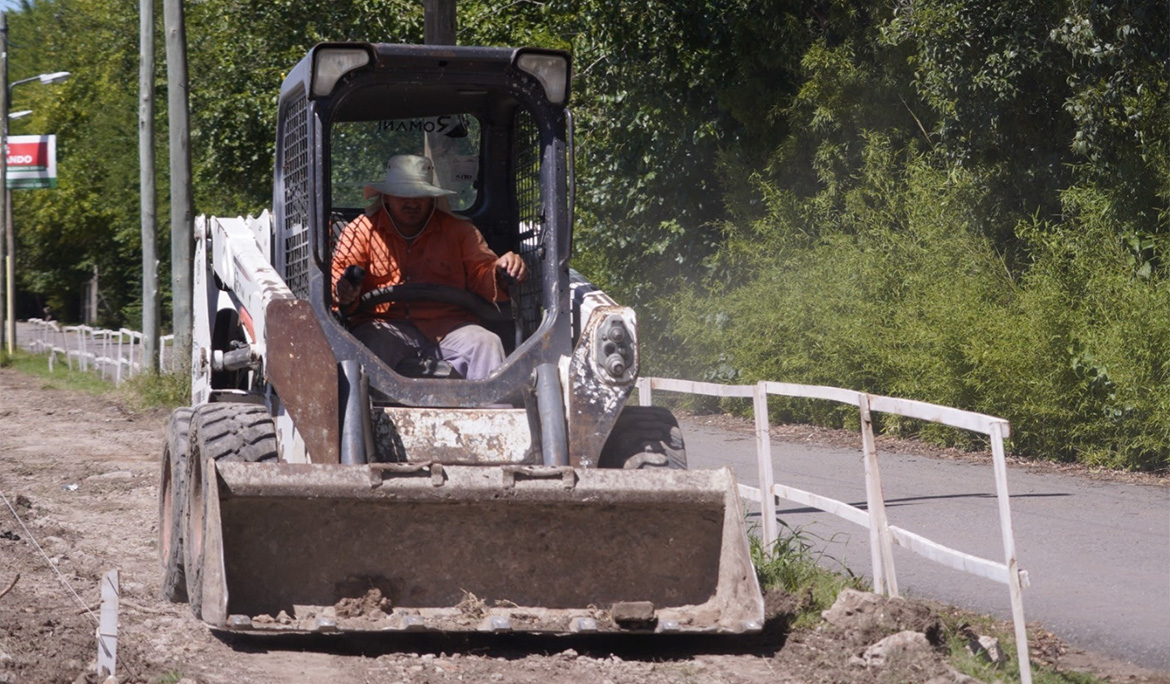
[213,613,794,662]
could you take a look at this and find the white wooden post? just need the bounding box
[101,331,108,379]
[991,420,1032,684]
[58,325,70,369]
[97,569,119,678]
[636,376,652,406]
[79,327,88,371]
[115,331,124,384]
[753,382,780,552]
[859,393,899,597]
[123,329,134,377]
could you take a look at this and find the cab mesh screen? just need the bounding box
[281,90,311,300]
[511,109,544,339]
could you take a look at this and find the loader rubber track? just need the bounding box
[183,403,277,617]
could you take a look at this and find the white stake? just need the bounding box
[97,569,119,679]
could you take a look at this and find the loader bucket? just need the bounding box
[194,461,764,634]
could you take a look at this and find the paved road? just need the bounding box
[681,417,1170,672]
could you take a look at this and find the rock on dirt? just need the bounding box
[1,367,1166,684]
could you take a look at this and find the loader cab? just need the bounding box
[273,43,574,407]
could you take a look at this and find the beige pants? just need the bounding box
[351,319,504,380]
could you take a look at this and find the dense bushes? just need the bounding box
[657,140,1168,469]
[1006,187,1169,468]
[620,1,1169,471]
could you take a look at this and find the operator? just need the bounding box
[332,154,528,380]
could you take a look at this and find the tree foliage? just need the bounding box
[653,0,1168,468]
[6,0,1167,467]
[185,0,426,215]
[9,0,144,323]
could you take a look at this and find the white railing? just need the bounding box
[637,376,1033,684]
[22,319,175,384]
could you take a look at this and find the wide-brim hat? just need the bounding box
[362,154,456,199]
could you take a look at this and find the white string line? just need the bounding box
[0,485,100,625]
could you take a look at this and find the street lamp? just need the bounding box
[11,71,70,88]
[0,9,70,354]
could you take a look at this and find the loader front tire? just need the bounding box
[598,405,688,470]
[159,407,193,602]
[183,402,278,618]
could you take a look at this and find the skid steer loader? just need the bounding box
[157,42,764,634]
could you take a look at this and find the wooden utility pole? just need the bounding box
[0,12,8,354]
[139,0,158,370]
[423,0,456,172]
[424,0,456,45]
[163,0,191,370]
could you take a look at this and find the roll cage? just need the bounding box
[272,43,573,407]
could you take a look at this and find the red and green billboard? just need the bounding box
[6,135,57,189]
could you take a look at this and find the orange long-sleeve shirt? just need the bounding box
[331,207,505,341]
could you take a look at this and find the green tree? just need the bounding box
[564,1,812,296]
[185,0,427,216]
[9,0,145,324]
[1049,0,1169,270]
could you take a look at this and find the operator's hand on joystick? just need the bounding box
[495,252,527,286]
[336,265,366,307]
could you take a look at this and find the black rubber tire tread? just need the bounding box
[158,407,192,603]
[598,405,688,470]
[183,402,278,618]
[188,402,279,464]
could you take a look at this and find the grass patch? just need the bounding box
[750,520,865,627]
[935,607,1105,684]
[3,349,117,396]
[118,368,190,411]
[4,349,189,410]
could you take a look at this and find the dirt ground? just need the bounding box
[1,366,1166,684]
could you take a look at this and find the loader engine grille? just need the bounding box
[512,109,544,338]
[281,90,311,300]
